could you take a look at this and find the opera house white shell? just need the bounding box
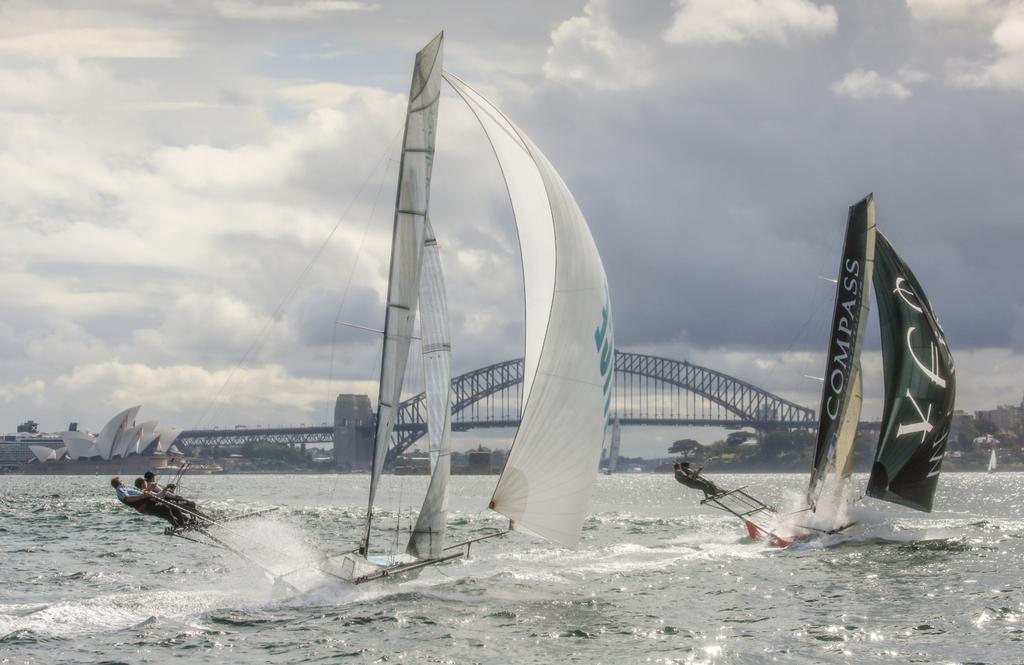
[29,406,182,463]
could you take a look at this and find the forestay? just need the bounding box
[363,32,444,554]
[808,195,875,508]
[406,218,453,560]
[866,231,955,512]
[444,72,615,548]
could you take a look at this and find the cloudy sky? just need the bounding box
[1,0,1022,455]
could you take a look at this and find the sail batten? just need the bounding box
[445,71,614,549]
[363,32,444,555]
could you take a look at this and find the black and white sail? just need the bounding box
[807,195,876,508]
[866,231,955,512]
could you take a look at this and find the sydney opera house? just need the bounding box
[26,405,182,467]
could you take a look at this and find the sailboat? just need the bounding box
[323,33,614,584]
[988,448,997,473]
[681,195,956,546]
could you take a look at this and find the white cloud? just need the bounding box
[213,0,377,21]
[0,380,45,404]
[831,69,912,100]
[663,0,838,46]
[54,361,373,425]
[543,0,654,91]
[276,82,402,111]
[949,2,1024,89]
[906,0,1003,24]
[0,28,183,59]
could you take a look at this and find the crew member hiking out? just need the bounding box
[143,471,207,521]
[673,461,720,498]
[110,476,187,528]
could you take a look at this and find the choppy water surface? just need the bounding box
[1,472,1022,664]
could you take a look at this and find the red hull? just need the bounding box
[744,520,808,548]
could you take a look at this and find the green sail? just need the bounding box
[866,232,956,512]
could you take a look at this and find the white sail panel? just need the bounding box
[363,32,444,553]
[446,72,614,548]
[833,364,862,481]
[442,78,553,405]
[407,218,453,560]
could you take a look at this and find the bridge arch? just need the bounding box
[391,350,814,455]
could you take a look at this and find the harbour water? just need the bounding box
[1,472,1022,664]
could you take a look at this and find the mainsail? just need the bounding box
[445,72,614,548]
[406,218,453,559]
[807,195,876,508]
[362,32,443,554]
[866,231,955,512]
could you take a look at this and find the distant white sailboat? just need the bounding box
[988,448,997,473]
[323,33,614,584]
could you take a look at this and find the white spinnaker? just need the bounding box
[407,218,453,560]
[363,32,443,553]
[445,72,613,548]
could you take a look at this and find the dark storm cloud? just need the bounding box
[497,0,1024,354]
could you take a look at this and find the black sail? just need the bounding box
[866,232,955,512]
[807,195,875,507]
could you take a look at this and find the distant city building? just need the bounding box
[975,402,1023,433]
[467,445,493,474]
[334,394,374,470]
[16,420,38,434]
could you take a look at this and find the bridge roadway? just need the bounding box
[175,351,876,452]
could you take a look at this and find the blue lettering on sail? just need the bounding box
[594,289,614,417]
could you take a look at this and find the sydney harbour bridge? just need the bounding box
[177,351,816,458]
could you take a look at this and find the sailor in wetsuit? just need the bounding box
[673,461,720,498]
[143,471,206,521]
[110,476,186,527]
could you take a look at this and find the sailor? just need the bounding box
[673,461,719,498]
[143,471,206,521]
[110,476,186,528]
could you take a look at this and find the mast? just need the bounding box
[362,32,444,555]
[866,231,955,512]
[406,218,453,560]
[445,72,614,548]
[608,417,621,474]
[807,195,876,509]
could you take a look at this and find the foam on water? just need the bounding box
[3,473,1023,663]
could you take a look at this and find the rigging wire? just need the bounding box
[324,147,400,426]
[316,143,399,501]
[191,127,404,431]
